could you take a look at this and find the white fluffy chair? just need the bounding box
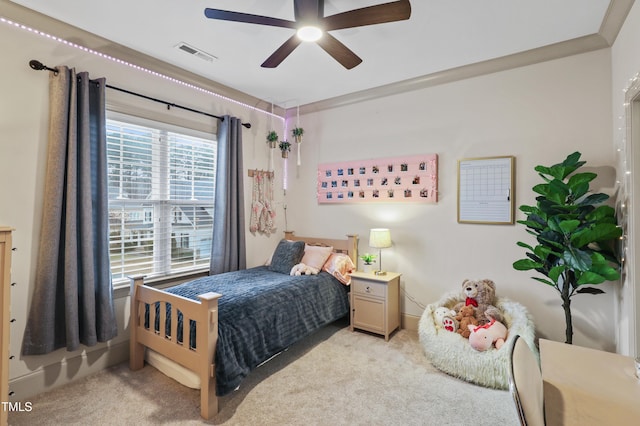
[418,292,537,390]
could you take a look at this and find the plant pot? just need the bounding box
[281,151,289,158]
[294,135,302,144]
[269,141,277,149]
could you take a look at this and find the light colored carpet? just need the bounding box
[9,318,519,425]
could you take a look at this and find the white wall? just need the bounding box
[611,0,640,357]
[0,18,287,399]
[287,49,616,351]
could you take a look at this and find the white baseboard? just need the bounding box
[9,341,129,401]
[402,313,421,332]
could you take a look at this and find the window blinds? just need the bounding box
[106,118,216,284]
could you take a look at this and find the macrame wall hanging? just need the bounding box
[249,169,276,234]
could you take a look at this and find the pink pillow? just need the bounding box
[301,244,333,271]
[322,253,356,285]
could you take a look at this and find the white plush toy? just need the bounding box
[290,263,320,276]
[433,306,457,332]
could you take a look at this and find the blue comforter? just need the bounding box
[159,266,350,395]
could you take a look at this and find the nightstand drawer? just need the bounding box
[352,279,386,298]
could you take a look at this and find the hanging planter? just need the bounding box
[267,130,279,149]
[279,140,291,158]
[292,127,304,144]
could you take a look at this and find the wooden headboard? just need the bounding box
[284,231,358,266]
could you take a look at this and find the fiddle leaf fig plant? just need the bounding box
[513,151,621,344]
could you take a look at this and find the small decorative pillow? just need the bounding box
[322,252,356,285]
[268,239,305,274]
[300,244,334,271]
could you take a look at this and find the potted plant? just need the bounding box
[360,253,377,273]
[266,130,278,149]
[292,127,304,143]
[279,140,291,158]
[512,152,622,344]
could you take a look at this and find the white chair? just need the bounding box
[508,334,545,426]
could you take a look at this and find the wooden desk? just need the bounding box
[540,339,640,425]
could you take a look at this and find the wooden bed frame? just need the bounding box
[129,232,358,420]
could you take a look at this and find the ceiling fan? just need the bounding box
[204,0,411,69]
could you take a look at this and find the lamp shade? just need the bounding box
[369,228,392,249]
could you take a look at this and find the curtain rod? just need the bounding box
[28,59,251,129]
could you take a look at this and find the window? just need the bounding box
[107,116,216,285]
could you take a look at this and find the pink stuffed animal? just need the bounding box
[467,319,508,351]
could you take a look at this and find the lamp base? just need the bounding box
[374,270,387,275]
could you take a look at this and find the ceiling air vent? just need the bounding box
[175,42,217,62]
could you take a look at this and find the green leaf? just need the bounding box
[586,205,616,221]
[576,287,606,295]
[547,179,570,205]
[534,165,551,174]
[513,259,543,271]
[533,244,557,260]
[516,241,535,251]
[578,193,609,206]
[576,271,607,285]
[548,265,566,283]
[571,182,590,200]
[519,205,537,214]
[519,220,545,230]
[567,172,596,188]
[532,276,556,287]
[558,219,580,234]
[547,165,569,180]
[533,183,549,196]
[571,223,622,247]
[563,248,591,271]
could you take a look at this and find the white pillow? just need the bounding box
[300,244,333,271]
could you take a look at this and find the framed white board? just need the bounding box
[457,156,515,224]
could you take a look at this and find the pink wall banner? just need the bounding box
[317,154,438,203]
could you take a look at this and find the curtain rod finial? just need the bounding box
[29,59,58,74]
[29,59,45,71]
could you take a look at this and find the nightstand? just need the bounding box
[349,271,401,341]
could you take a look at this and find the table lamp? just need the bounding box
[369,228,392,275]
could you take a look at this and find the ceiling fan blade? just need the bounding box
[294,0,322,21]
[322,0,411,31]
[261,35,303,68]
[204,8,297,29]
[315,33,362,69]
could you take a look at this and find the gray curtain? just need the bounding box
[22,66,117,355]
[210,116,246,274]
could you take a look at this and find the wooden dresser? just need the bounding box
[1,227,13,426]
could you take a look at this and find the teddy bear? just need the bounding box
[433,306,458,332]
[442,316,459,333]
[454,304,479,338]
[290,263,319,276]
[453,279,503,325]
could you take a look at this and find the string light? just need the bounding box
[296,103,302,166]
[0,15,284,123]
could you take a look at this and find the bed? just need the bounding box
[128,231,358,419]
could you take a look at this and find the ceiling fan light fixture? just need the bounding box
[297,26,323,42]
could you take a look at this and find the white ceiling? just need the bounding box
[9,0,623,108]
